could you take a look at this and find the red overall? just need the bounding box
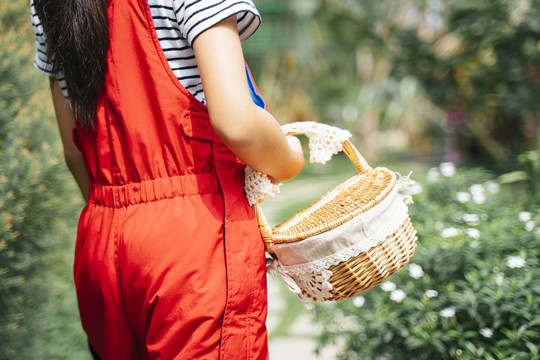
[72,0,268,358]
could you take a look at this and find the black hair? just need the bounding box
[34,0,109,128]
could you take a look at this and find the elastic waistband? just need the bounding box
[88,173,221,208]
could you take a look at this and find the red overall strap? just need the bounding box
[73,0,268,358]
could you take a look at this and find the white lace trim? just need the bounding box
[287,206,408,275]
[244,122,352,205]
[269,207,409,302]
[397,171,415,205]
[292,268,334,303]
[281,121,352,164]
[244,166,281,205]
[267,260,316,310]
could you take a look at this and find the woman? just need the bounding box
[31,0,304,358]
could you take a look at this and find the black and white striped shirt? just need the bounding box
[31,0,261,105]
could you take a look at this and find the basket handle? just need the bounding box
[280,121,372,174]
[252,201,275,253]
[249,122,373,253]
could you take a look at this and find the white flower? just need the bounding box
[439,162,456,177]
[469,184,485,196]
[484,181,500,194]
[456,192,471,203]
[424,290,439,298]
[390,289,406,302]
[408,264,425,279]
[441,227,460,238]
[506,255,526,268]
[440,307,456,318]
[469,240,479,248]
[479,328,493,338]
[535,227,540,235]
[352,296,365,307]
[469,184,487,204]
[427,167,439,183]
[462,213,481,226]
[519,211,532,222]
[495,273,504,285]
[466,228,481,239]
[525,221,535,232]
[472,193,486,205]
[407,182,423,195]
[380,281,396,292]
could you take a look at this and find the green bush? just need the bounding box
[305,0,540,168]
[1,3,87,358]
[314,163,540,360]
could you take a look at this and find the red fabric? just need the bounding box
[72,1,268,359]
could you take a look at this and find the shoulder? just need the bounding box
[178,0,261,46]
[30,0,57,76]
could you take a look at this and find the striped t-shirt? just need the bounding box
[31,0,261,105]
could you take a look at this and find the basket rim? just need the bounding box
[270,167,397,243]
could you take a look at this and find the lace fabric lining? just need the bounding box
[270,199,409,301]
[272,187,407,267]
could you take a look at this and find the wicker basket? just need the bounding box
[252,127,418,303]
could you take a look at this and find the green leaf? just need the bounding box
[498,171,530,184]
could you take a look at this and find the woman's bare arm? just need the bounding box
[192,16,304,182]
[50,78,90,201]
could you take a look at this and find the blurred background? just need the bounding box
[1,0,539,358]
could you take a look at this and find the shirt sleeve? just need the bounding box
[176,0,261,47]
[30,0,56,77]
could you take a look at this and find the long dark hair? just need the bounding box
[33,0,109,128]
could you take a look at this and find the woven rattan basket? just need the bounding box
[251,124,418,303]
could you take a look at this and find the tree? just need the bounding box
[311,0,540,168]
[0,2,84,357]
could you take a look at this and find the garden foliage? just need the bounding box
[259,0,540,168]
[0,2,84,358]
[314,163,540,360]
